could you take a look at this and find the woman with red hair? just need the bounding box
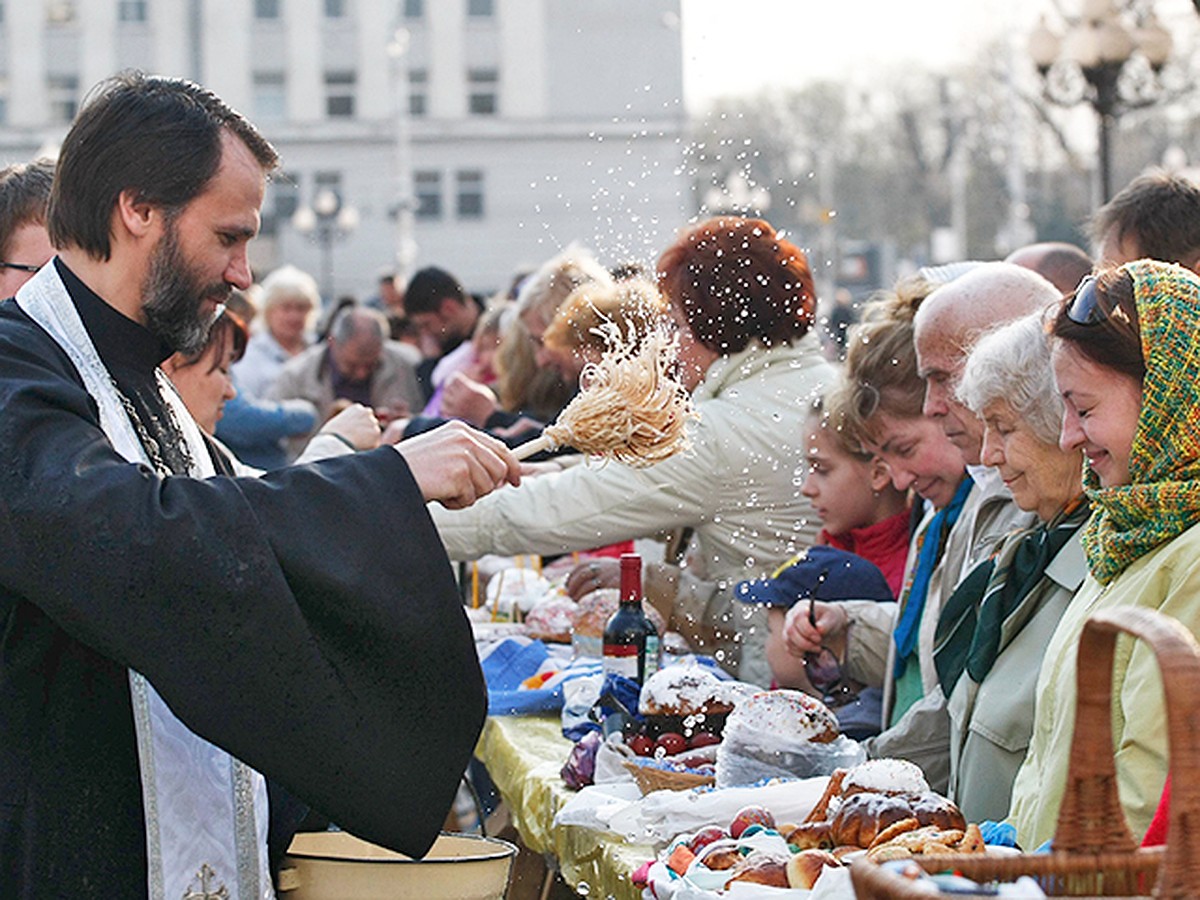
[432,217,837,684]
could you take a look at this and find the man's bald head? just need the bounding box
[1004,242,1092,295]
[913,262,1060,464]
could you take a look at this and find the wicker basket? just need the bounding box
[851,606,1200,899]
[622,759,715,795]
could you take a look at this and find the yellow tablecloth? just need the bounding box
[476,715,655,900]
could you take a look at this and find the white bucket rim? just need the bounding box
[284,831,517,866]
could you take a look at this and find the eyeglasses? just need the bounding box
[0,262,42,274]
[1066,275,1104,326]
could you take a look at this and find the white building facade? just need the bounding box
[0,0,690,298]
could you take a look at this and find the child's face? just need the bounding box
[800,415,884,536]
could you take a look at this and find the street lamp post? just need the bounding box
[292,187,359,304]
[387,26,418,286]
[1028,0,1173,204]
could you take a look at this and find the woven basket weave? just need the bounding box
[622,759,715,795]
[851,606,1200,899]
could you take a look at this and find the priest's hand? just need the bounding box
[394,420,520,508]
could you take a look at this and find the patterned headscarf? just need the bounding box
[1081,260,1200,584]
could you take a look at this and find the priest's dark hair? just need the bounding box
[47,70,279,261]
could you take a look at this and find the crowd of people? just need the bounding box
[2,68,1200,898]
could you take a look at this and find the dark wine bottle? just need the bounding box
[602,553,660,685]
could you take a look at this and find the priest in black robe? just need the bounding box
[0,72,519,899]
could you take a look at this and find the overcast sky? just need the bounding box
[679,0,1199,110]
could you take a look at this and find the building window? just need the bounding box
[118,0,147,22]
[403,0,423,19]
[467,0,494,17]
[324,71,356,118]
[48,74,78,123]
[408,68,427,117]
[467,68,498,116]
[260,171,299,237]
[324,0,346,17]
[456,170,484,220]
[414,170,442,221]
[314,170,341,194]
[254,0,280,20]
[252,72,286,122]
[46,1,76,24]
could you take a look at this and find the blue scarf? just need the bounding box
[893,475,973,679]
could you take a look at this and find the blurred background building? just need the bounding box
[0,0,689,298]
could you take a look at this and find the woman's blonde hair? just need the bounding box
[493,312,573,420]
[515,243,613,332]
[834,273,937,445]
[542,277,667,355]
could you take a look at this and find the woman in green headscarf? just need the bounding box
[1007,260,1200,849]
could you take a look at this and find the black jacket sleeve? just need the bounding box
[0,303,485,862]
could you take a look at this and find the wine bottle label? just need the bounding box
[603,643,640,679]
[644,634,661,679]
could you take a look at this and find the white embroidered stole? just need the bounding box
[16,265,272,900]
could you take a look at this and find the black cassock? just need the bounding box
[0,275,486,898]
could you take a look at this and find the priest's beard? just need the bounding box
[142,221,231,355]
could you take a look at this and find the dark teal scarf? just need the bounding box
[933,497,1090,696]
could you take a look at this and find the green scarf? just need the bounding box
[1082,261,1200,585]
[934,497,1090,697]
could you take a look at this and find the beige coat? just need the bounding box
[1008,519,1200,848]
[269,340,423,455]
[432,335,837,679]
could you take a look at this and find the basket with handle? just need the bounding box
[850,606,1200,898]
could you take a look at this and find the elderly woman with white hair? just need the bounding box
[930,311,1089,823]
[233,264,320,399]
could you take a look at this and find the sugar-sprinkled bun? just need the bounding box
[722,689,839,745]
[638,662,742,717]
[842,758,930,797]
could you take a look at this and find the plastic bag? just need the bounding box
[561,729,603,789]
[715,732,865,789]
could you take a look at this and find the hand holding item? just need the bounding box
[782,600,848,657]
[373,402,410,428]
[380,417,409,445]
[565,558,620,600]
[440,371,498,427]
[393,420,520,509]
[318,403,381,451]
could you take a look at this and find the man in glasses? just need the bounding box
[0,158,55,298]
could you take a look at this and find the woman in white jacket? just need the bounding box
[431,216,836,683]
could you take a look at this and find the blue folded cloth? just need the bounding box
[979,820,1018,848]
[479,637,602,716]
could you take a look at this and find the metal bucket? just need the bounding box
[277,831,517,900]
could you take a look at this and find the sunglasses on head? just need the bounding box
[1066,273,1138,331]
[1066,275,1104,326]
